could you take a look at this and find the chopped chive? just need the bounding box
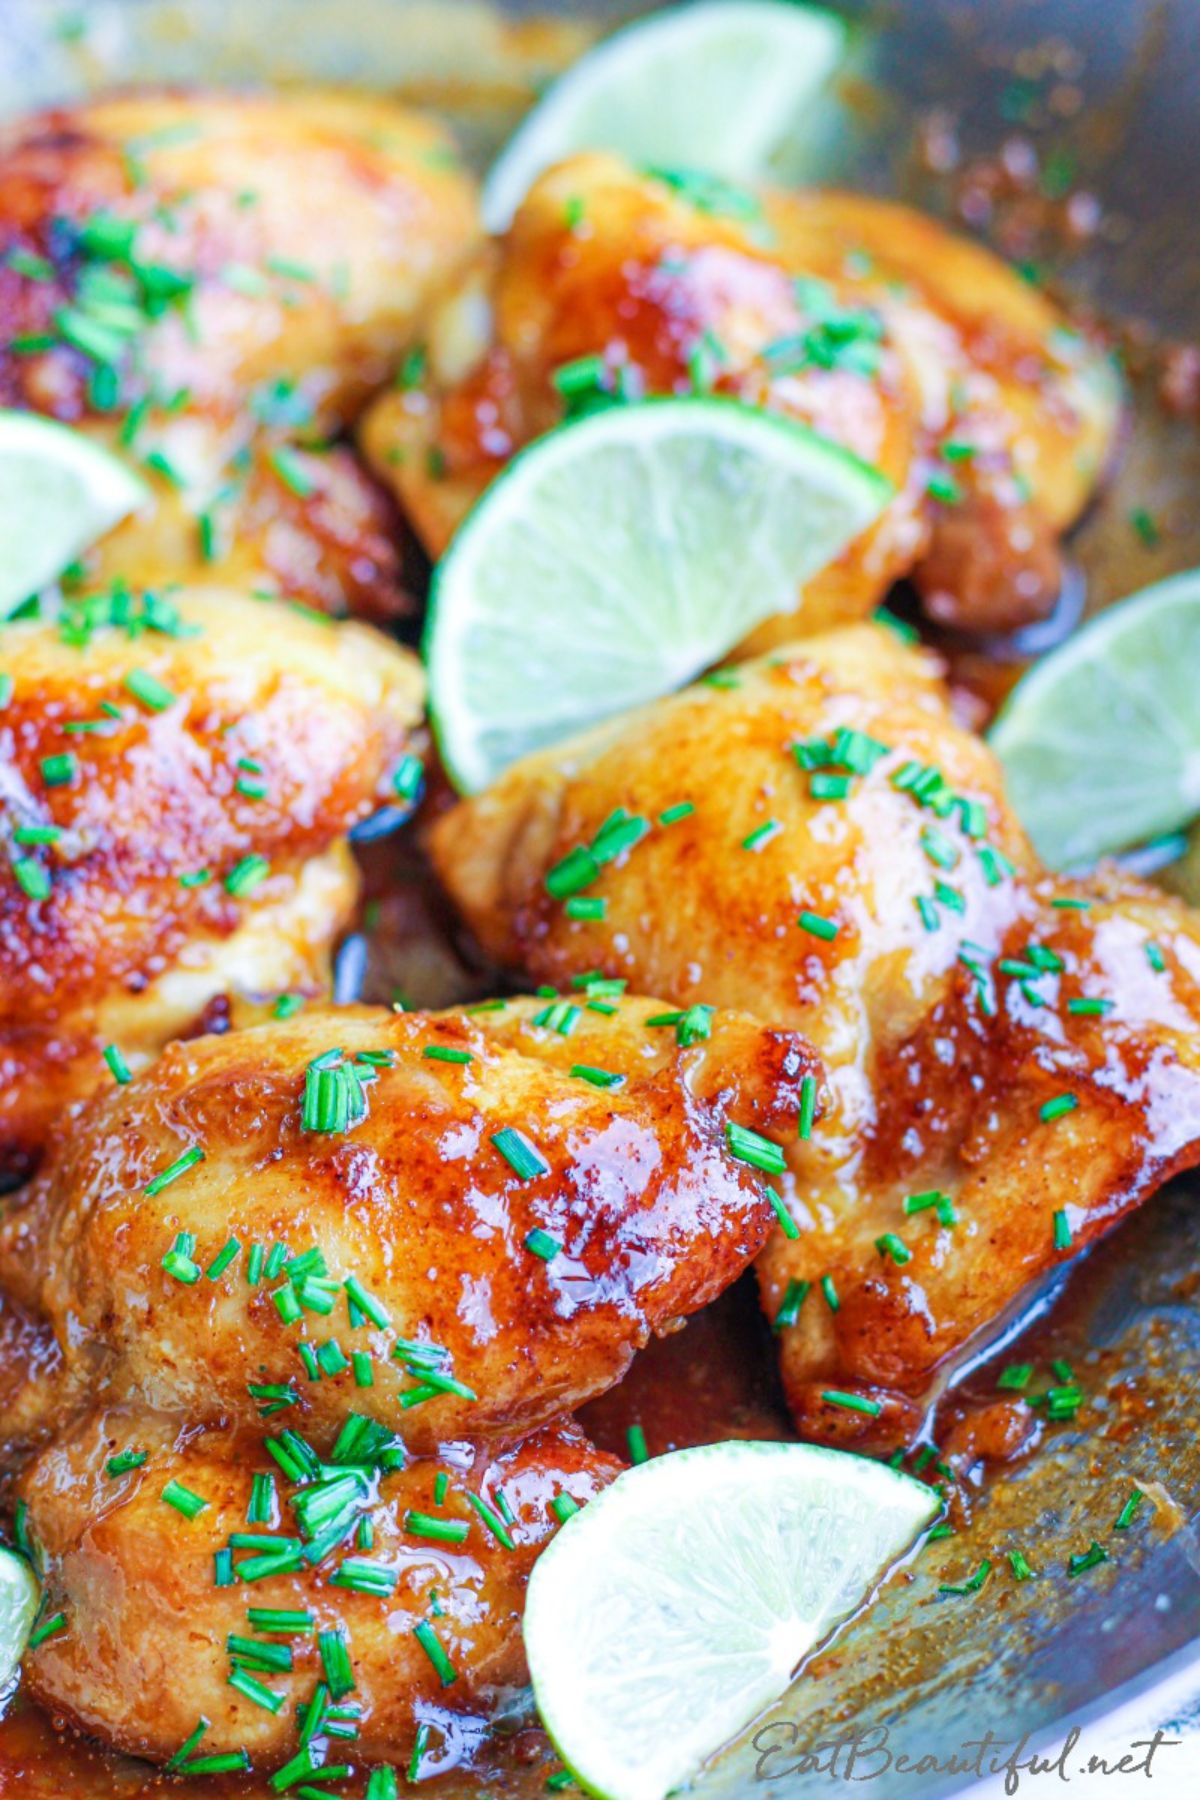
[465,1491,516,1549]
[103,1043,132,1084]
[161,1479,207,1520]
[821,1273,840,1312]
[40,752,77,786]
[352,1351,374,1388]
[225,854,270,897]
[821,1391,882,1417]
[997,1363,1033,1391]
[626,1424,649,1464]
[1067,1541,1109,1578]
[875,1232,912,1266]
[248,1609,314,1633]
[268,445,317,497]
[1114,1489,1145,1531]
[797,909,839,941]
[227,1666,285,1713]
[181,1754,252,1775]
[797,1072,818,1140]
[1040,1094,1077,1123]
[206,1237,241,1280]
[406,1511,470,1545]
[422,1045,472,1065]
[659,801,694,825]
[810,772,852,801]
[331,1558,399,1597]
[764,1186,799,1241]
[1053,1209,1073,1251]
[525,1228,562,1261]
[570,1064,624,1089]
[343,1274,389,1329]
[318,1626,355,1701]
[551,1494,580,1524]
[165,1719,211,1774]
[1145,940,1166,972]
[144,1143,205,1197]
[412,1620,457,1688]
[939,1559,992,1597]
[1067,997,1113,1016]
[565,896,606,920]
[105,1449,147,1476]
[123,668,176,711]
[724,1122,786,1175]
[1009,1549,1035,1581]
[773,1278,810,1332]
[545,846,599,900]
[742,820,782,852]
[372,1764,401,1800]
[491,1127,549,1181]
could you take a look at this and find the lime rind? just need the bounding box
[482,1,847,232]
[0,1547,40,1689]
[0,410,149,619]
[425,397,892,794]
[524,1440,938,1800]
[989,568,1200,868]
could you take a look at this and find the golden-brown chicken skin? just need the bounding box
[0,998,818,1453]
[0,586,423,1181]
[0,89,481,614]
[431,623,1200,1448]
[363,152,1120,639]
[18,1404,620,1770]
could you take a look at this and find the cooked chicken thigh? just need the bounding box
[363,153,1119,638]
[0,89,481,613]
[431,623,1200,1446]
[0,998,818,1452]
[0,586,422,1181]
[18,1405,619,1769]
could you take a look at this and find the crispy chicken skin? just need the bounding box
[0,587,423,1181]
[0,89,481,614]
[362,152,1120,639]
[0,999,818,1453]
[430,624,1200,1447]
[18,1405,620,1768]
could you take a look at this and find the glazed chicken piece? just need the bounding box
[0,89,482,616]
[0,585,422,1182]
[431,623,1200,1447]
[0,998,818,1453]
[18,1404,619,1770]
[362,152,1120,639]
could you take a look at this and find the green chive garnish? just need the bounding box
[821,1391,882,1417]
[144,1143,205,1197]
[123,668,176,711]
[1040,1094,1077,1123]
[525,1228,561,1262]
[412,1620,457,1688]
[491,1127,549,1181]
[797,910,839,941]
[422,1045,473,1065]
[724,1122,786,1175]
[103,1043,132,1084]
[626,1424,649,1464]
[161,1479,207,1520]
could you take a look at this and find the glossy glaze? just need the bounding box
[362,151,1121,638]
[18,1405,619,1767]
[0,587,423,1178]
[0,89,480,611]
[432,622,1200,1446]
[0,997,819,1454]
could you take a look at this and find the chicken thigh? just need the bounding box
[431,623,1200,1446]
[18,1404,619,1770]
[0,585,422,1180]
[0,998,818,1452]
[363,152,1120,638]
[0,89,482,614]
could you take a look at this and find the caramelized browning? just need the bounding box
[363,153,1120,639]
[0,998,819,1452]
[0,587,423,1178]
[18,1406,620,1768]
[431,622,1200,1446]
[0,89,481,612]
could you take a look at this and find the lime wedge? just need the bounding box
[525,1440,937,1800]
[0,1548,40,1688]
[483,1,846,231]
[0,411,149,618]
[425,397,891,792]
[990,568,1200,868]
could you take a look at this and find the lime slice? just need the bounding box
[483,1,846,231]
[0,1548,40,1688]
[990,569,1200,869]
[0,411,149,618]
[525,1440,937,1800]
[425,397,891,792]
